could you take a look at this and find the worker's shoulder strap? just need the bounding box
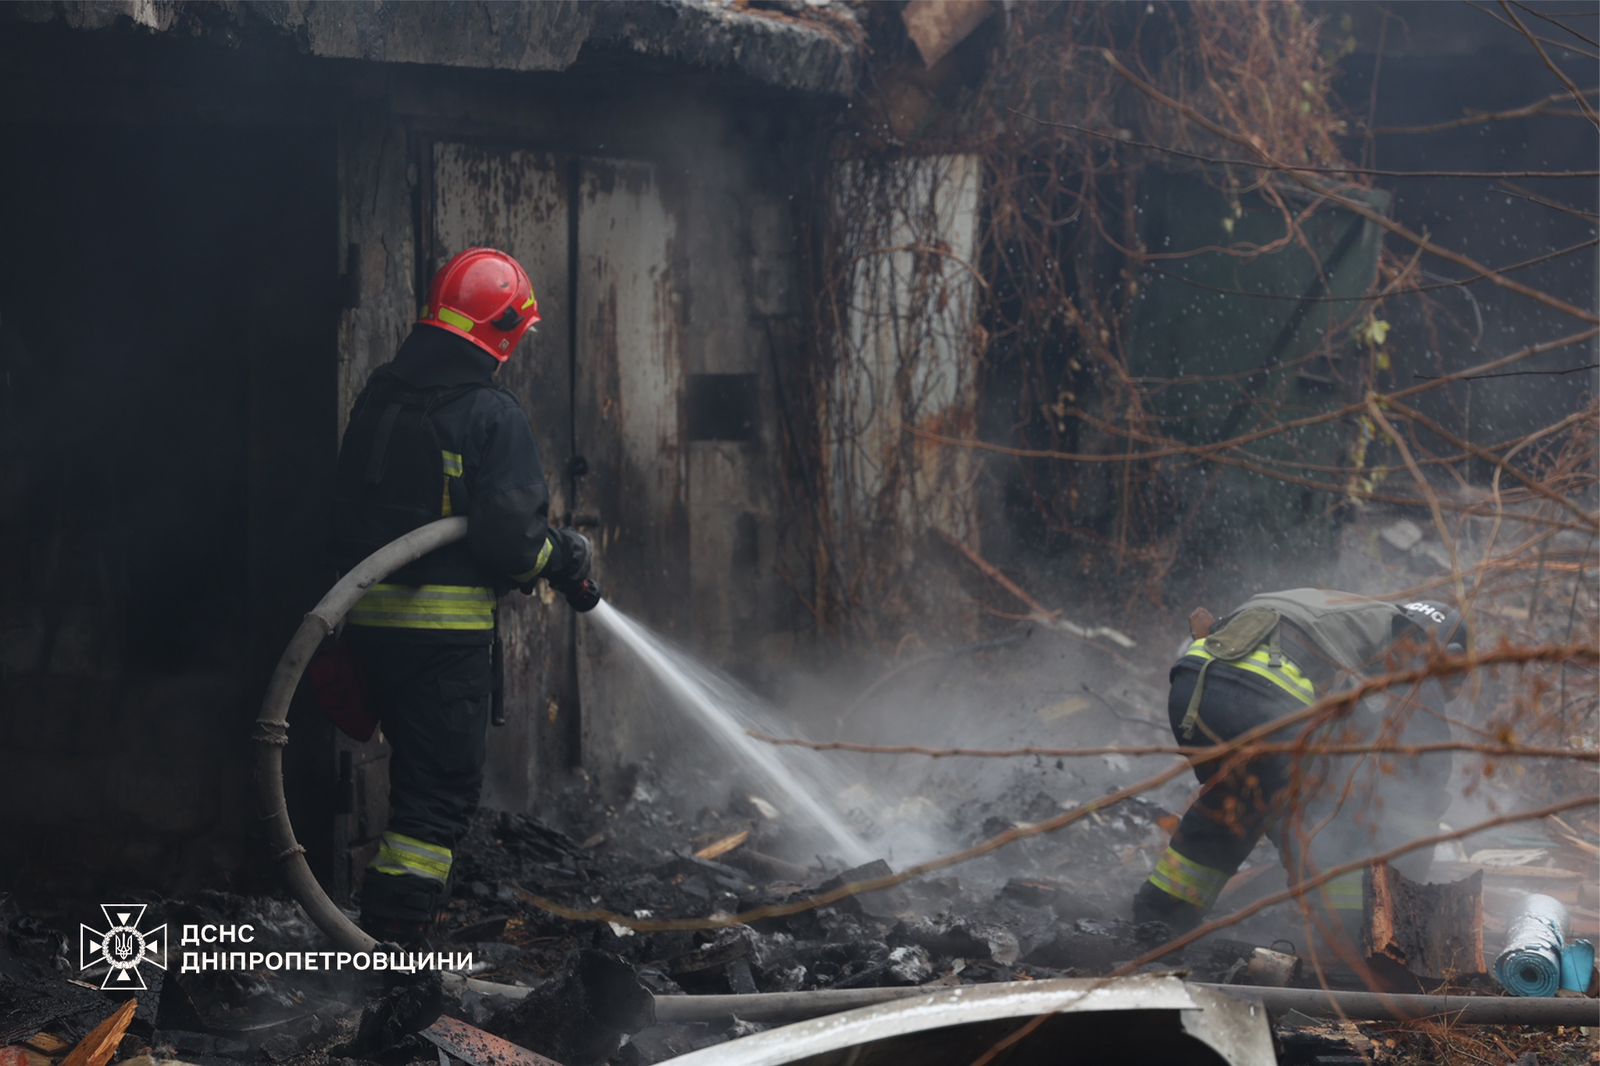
[362,371,487,487]
[1203,607,1281,661]
[368,367,487,412]
[1178,607,1283,741]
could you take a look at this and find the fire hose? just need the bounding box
[251,517,531,1000]
[253,519,1599,1028]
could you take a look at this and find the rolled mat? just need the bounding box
[1495,893,1568,997]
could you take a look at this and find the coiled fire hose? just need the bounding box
[253,520,1599,1027]
[251,517,530,999]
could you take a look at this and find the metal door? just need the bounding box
[572,158,689,783]
[428,142,577,811]
[425,148,688,804]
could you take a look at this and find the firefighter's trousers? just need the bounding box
[1145,666,1393,925]
[349,635,492,925]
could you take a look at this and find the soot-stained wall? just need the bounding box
[0,7,843,900]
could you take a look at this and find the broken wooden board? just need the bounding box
[60,1000,136,1066]
[1364,863,1485,985]
[694,829,750,862]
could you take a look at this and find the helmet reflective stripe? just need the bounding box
[436,307,475,333]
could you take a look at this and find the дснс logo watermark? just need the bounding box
[80,904,168,990]
[79,902,471,979]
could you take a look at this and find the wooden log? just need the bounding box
[1364,863,1485,983]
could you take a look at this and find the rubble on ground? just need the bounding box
[5,761,1595,1065]
[3,509,1595,1065]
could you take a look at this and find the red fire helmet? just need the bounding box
[419,248,541,362]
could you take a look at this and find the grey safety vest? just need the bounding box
[1238,588,1408,681]
[1175,588,1408,740]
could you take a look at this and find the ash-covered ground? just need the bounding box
[2,505,1593,1065]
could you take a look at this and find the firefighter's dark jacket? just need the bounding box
[333,326,570,638]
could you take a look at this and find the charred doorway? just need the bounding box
[331,139,694,894]
[0,123,338,895]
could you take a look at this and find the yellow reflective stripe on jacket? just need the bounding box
[436,307,474,333]
[510,535,555,584]
[368,831,453,884]
[441,450,464,516]
[1184,640,1315,705]
[347,583,495,631]
[1319,871,1365,911]
[1147,846,1230,909]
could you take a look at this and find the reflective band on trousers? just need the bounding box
[1320,871,1365,911]
[1148,846,1231,910]
[347,583,495,631]
[369,831,452,884]
[1183,639,1315,705]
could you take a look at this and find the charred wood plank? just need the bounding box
[1363,862,1485,984]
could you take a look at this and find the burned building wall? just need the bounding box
[0,3,851,898]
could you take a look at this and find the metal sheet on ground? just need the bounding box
[652,976,1277,1066]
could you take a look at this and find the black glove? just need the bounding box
[546,528,593,587]
[545,529,601,612]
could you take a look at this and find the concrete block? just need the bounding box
[1379,518,1424,560]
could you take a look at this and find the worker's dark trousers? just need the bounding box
[1162,666,1304,892]
[1142,664,1452,935]
[348,634,493,925]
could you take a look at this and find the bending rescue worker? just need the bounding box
[333,247,598,944]
[1132,588,1468,938]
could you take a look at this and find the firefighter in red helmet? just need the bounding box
[333,248,597,943]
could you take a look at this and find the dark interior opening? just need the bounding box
[0,122,339,898]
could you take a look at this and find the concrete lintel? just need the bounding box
[8,0,861,96]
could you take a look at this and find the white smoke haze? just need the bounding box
[584,489,1593,953]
